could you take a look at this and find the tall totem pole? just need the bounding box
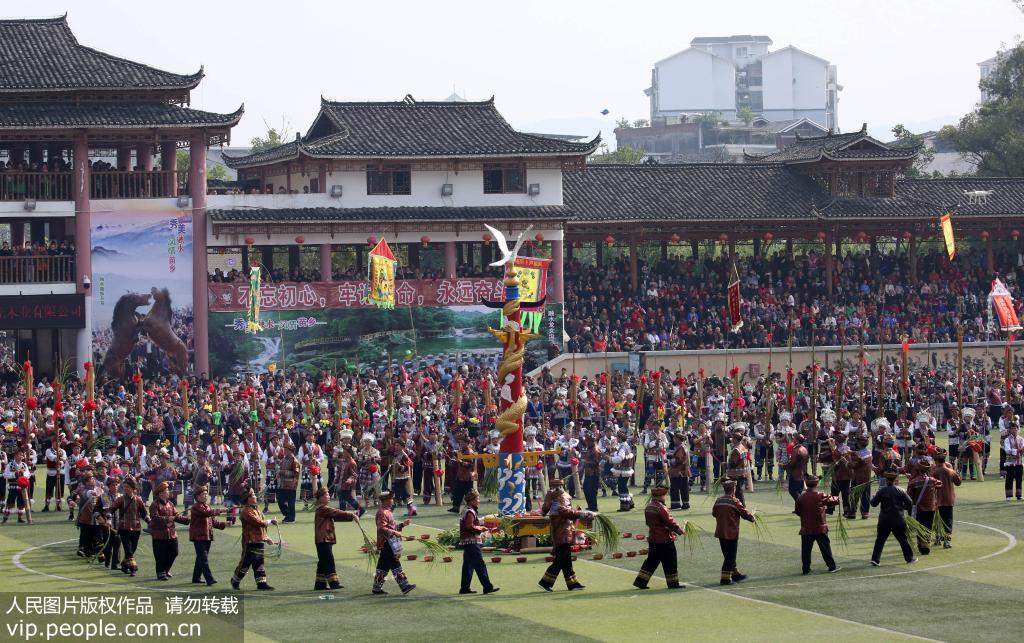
[484,225,538,515]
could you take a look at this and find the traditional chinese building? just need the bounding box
[0,16,240,375]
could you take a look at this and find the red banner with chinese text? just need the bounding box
[727,279,742,332]
[990,278,1022,331]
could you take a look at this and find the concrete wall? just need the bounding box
[655,49,736,114]
[531,342,1010,380]
[268,168,563,208]
[761,47,828,113]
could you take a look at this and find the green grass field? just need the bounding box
[1,447,1021,642]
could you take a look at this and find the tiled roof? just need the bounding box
[746,124,917,164]
[895,178,1024,217]
[562,163,824,221]
[223,96,600,168]
[0,102,243,129]
[0,16,203,93]
[208,205,569,223]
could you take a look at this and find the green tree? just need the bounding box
[208,165,229,181]
[940,44,1024,176]
[632,119,650,128]
[250,118,293,153]
[589,144,647,164]
[176,149,190,174]
[737,106,755,127]
[614,117,632,130]
[890,124,936,178]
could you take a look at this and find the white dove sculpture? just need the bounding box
[485,224,533,267]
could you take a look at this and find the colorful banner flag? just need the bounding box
[727,278,743,332]
[246,265,263,333]
[512,256,550,310]
[940,213,956,261]
[990,278,1022,331]
[367,238,397,309]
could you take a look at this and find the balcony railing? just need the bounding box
[0,255,75,284]
[0,170,189,201]
[0,172,73,201]
[90,170,187,200]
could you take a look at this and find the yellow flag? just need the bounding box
[940,213,955,260]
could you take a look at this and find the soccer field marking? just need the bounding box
[721,520,1017,593]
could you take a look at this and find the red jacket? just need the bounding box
[795,490,839,535]
[712,495,753,540]
[148,499,188,540]
[188,502,227,541]
[788,446,809,481]
[645,499,682,543]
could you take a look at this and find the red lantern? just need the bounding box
[605,235,615,246]
[367,236,377,246]
[420,236,430,247]
[1013,230,1021,240]
[482,232,493,242]
[719,233,729,243]
[902,231,912,241]
[856,231,868,243]
[295,235,305,245]
[534,233,544,242]
[244,237,255,246]
[816,231,827,241]
[981,230,991,241]
[763,232,774,242]
[670,233,681,243]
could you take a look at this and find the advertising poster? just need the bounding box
[91,201,193,380]
[208,278,562,377]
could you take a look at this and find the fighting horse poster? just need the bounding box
[91,201,194,380]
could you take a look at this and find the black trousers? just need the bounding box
[718,538,738,572]
[1005,464,1023,498]
[938,505,954,539]
[800,533,836,572]
[413,461,423,495]
[583,472,600,511]
[857,481,871,515]
[102,528,121,568]
[451,480,473,510]
[788,478,805,502]
[635,541,679,587]
[152,538,179,577]
[337,490,359,511]
[277,488,297,522]
[834,480,851,516]
[316,542,337,578]
[78,524,97,555]
[914,510,935,553]
[871,517,914,563]
[119,530,140,569]
[459,543,493,591]
[45,476,64,501]
[670,476,690,507]
[192,540,214,583]
[540,543,581,589]
[233,543,267,585]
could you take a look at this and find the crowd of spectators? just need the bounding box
[565,246,1024,352]
[0,239,76,284]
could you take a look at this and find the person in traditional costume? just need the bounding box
[712,479,754,585]
[372,490,415,595]
[906,452,942,555]
[931,448,961,548]
[538,479,589,592]
[188,484,227,585]
[458,489,499,595]
[632,484,684,590]
[110,475,148,576]
[313,486,358,591]
[276,441,300,523]
[149,481,188,580]
[231,489,277,591]
[869,470,917,566]
[794,475,840,574]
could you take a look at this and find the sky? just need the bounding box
[13,0,1023,147]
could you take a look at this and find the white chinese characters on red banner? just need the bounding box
[208,279,506,312]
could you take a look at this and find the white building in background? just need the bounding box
[646,35,839,131]
[978,55,999,102]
